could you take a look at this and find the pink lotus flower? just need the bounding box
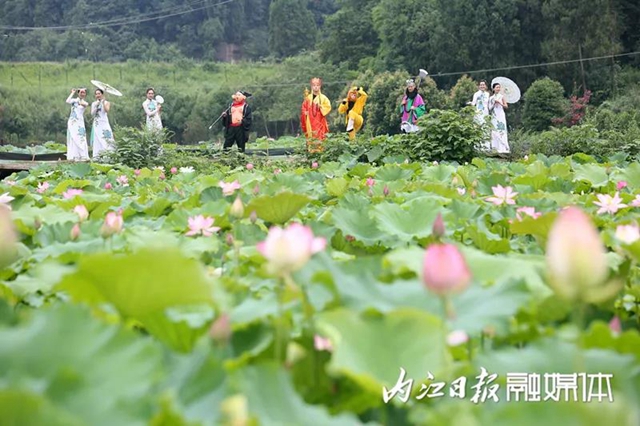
[219,180,241,196]
[274,168,282,175]
[73,205,89,222]
[116,175,129,186]
[62,188,83,199]
[170,167,178,174]
[609,316,621,335]
[256,223,326,275]
[546,207,609,302]
[631,194,640,207]
[422,243,471,296]
[617,181,628,190]
[36,181,49,194]
[486,185,517,205]
[311,161,319,169]
[104,182,113,190]
[159,173,166,180]
[101,211,124,237]
[134,169,141,176]
[446,330,469,346]
[615,224,640,245]
[594,192,627,215]
[246,163,254,170]
[366,177,375,187]
[70,223,81,240]
[515,206,542,221]
[186,215,220,237]
[0,192,15,210]
[314,335,333,352]
[457,187,466,195]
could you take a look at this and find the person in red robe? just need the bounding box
[301,77,332,153]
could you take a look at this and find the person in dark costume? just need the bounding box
[221,91,252,152]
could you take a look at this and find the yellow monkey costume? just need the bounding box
[338,86,368,140]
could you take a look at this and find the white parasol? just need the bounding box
[491,77,520,103]
[91,80,123,97]
[155,95,165,104]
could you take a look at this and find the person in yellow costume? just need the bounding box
[338,86,368,140]
[301,77,332,153]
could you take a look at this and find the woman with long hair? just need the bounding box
[65,87,89,161]
[488,82,510,154]
[142,87,162,131]
[90,88,114,159]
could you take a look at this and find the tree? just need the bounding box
[542,0,623,95]
[522,77,568,132]
[318,0,380,69]
[268,0,318,58]
[450,75,478,109]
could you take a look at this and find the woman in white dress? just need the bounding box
[470,80,490,125]
[66,87,89,161]
[142,87,162,132]
[90,88,114,159]
[488,82,510,154]
[469,80,491,150]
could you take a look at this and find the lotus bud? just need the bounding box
[246,163,254,170]
[70,223,81,241]
[546,207,613,303]
[230,196,244,218]
[422,243,471,296]
[312,161,319,169]
[104,182,112,190]
[452,176,459,186]
[609,316,621,335]
[209,313,231,343]
[249,210,257,224]
[101,211,124,237]
[383,185,389,196]
[170,167,178,174]
[253,184,260,195]
[432,212,445,238]
[225,233,234,246]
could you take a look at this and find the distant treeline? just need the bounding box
[1,0,639,94]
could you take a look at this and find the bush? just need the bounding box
[522,77,568,132]
[99,126,171,169]
[408,107,483,163]
[309,107,483,164]
[449,74,478,109]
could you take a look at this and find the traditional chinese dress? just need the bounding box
[489,93,510,153]
[91,100,114,159]
[66,95,89,161]
[301,91,331,152]
[471,90,490,125]
[143,99,162,131]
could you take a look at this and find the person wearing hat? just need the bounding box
[221,91,252,153]
[338,86,368,140]
[399,79,426,133]
[301,77,332,153]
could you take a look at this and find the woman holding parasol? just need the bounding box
[65,87,89,161]
[488,77,520,155]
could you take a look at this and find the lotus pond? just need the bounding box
[0,153,639,426]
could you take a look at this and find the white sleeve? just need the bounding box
[143,101,156,117]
